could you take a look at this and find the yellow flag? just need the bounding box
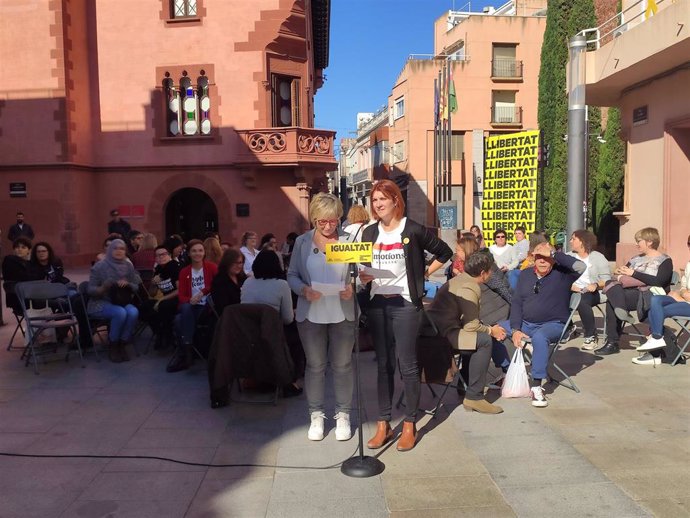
[645,0,658,19]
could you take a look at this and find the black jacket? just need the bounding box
[362,218,453,307]
[107,219,132,239]
[210,274,244,317]
[7,223,34,242]
[1,255,33,311]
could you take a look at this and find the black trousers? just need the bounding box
[605,285,640,342]
[577,291,601,337]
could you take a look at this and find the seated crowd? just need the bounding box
[2,209,687,447]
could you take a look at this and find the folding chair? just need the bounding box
[15,281,85,374]
[544,292,582,392]
[78,281,110,361]
[395,312,468,419]
[3,282,26,351]
[670,316,690,366]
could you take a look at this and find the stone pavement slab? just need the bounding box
[0,274,688,516]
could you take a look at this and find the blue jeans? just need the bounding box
[498,319,565,380]
[90,303,139,342]
[174,303,206,345]
[648,295,690,338]
[367,296,422,422]
[507,269,521,291]
[297,318,355,415]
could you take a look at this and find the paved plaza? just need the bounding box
[0,271,688,518]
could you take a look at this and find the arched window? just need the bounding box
[163,70,211,137]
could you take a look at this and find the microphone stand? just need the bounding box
[341,262,385,477]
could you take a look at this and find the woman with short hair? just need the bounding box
[359,180,453,452]
[567,230,611,349]
[598,227,673,356]
[288,193,356,442]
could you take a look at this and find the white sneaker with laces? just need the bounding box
[308,411,326,441]
[637,336,666,352]
[334,412,352,441]
[582,336,599,351]
[632,352,661,365]
[530,386,548,408]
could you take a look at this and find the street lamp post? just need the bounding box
[566,35,588,251]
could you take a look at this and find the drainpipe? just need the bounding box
[566,35,587,250]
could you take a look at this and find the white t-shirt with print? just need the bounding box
[191,267,207,305]
[371,218,410,302]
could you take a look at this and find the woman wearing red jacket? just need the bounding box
[168,239,218,372]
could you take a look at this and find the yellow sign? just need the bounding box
[325,242,373,264]
[481,129,539,244]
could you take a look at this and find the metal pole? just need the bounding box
[446,61,452,203]
[433,77,439,226]
[566,35,587,248]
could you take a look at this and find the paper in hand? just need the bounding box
[359,266,396,279]
[310,281,345,296]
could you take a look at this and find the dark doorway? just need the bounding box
[165,188,218,241]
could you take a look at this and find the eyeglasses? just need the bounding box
[533,279,543,294]
[316,219,339,227]
[155,252,169,257]
[496,235,506,239]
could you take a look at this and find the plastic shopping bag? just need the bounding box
[501,349,531,398]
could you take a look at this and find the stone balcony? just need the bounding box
[235,126,337,169]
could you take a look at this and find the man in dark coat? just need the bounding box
[7,212,35,242]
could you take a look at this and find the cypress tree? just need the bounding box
[537,0,600,235]
[592,106,624,235]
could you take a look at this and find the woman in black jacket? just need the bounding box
[2,237,33,313]
[211,248,246,317]
[359,180,453,452]
[29,241,69,284]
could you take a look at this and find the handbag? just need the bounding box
[109,284,134,306]
[501,349,531,398]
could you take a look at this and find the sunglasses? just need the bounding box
[496,235,506,239]
[533,279,543,294]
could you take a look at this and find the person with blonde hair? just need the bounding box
[132,233,158,270]
[598,227,673,356]
[240,231,259,276]
[203,236,223,265]
[343,205,371,240]
[287,193,356,442]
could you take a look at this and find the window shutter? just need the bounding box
[291,79,301,127]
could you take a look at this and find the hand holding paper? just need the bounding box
[311,281,345,296]
[359,266,396,279]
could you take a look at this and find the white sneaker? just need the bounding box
[637,336,666,352]
[632,352,662,366]
[334,412,352,441]
[308,411,326,441]
[530,386,548,408]
[581,336,599,351]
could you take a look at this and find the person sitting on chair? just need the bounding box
[211,247,246,317]
[497,242,585,408]
[427,252,507,414]
[2,237,33,314]
[168,239,218,373]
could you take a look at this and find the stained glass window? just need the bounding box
[164,70,211,137]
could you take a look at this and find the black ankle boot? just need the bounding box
[597,341,620,356]
[166,343,192,373]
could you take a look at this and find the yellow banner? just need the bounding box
[325,242,373,264]
[481,129,539,244]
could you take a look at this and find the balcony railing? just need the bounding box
[491,58,523,79]
[491,105,523,125]
[235,127,337,167]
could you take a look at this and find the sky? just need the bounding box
[314,0,497,154]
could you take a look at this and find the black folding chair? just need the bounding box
[15,281,84,374]
[3,282,26,351]
[77,281,110,361]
